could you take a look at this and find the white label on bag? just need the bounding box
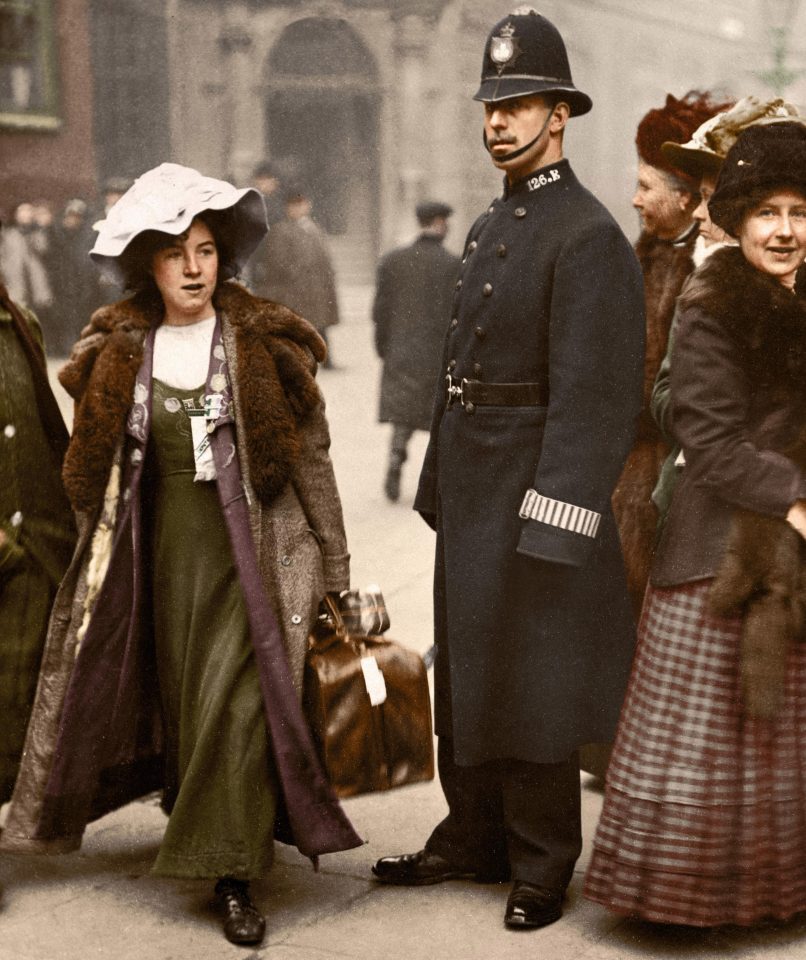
[361,656,387,706]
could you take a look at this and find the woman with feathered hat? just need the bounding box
[585,121,806,926]
[0,164,361,944]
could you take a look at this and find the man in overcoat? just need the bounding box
[373,8,645,929]
[373,201,460,502]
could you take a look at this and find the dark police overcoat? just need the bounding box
[373,234,460,431]
[414,159,645,766]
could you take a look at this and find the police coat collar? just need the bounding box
[502,157,571,199]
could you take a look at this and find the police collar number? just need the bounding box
[526,168,562,192]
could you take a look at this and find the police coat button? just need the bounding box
[473,362,483,376]
[448,359,457,371]
[456,278,463,290]
[482,283,493,297]
[474,326,486,340]
[291,614,302,625]
[497,244,507,257]
[3,424,16,439]
[281,555,292,566]
[450,318,459,330]
[488,205,495,214]
[515,207,527,218]
[468,240,478,252]
[465,401,476,415]
[10,510,22,527]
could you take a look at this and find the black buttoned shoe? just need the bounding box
[215,878,266,945]
[504,881,564,929]
[372,849,509,886]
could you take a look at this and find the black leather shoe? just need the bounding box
[504,881,564,929]
[372,849,508,886]
[215,878,266,945]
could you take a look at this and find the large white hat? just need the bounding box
[90,163,267,284]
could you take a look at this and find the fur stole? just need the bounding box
[690,248,806,718]
[634,229,695,442]
[59,282,326,515]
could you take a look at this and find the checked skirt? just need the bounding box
[584,579,806,927]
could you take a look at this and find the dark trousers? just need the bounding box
[425,736,582,891]
[390,424,414,462]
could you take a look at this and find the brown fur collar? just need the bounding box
[679,246,806,390]
[59,282,326,513]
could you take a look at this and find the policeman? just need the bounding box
[372,7,645,930]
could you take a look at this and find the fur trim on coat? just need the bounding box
[689,247,806,719]
[59,282,326,515]
[612,229,695,619]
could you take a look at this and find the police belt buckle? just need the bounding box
[445,374,468,407]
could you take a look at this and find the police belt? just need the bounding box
[445,375,548,409]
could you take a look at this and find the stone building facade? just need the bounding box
[3,0,806,277]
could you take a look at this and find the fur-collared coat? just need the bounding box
[652,247,806,717]
[1,281,359,858]
[612,227,696,619]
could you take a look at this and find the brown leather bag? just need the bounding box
[303,595,434,798]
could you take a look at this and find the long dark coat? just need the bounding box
[0,282,361,860]
[0,296,75,802]
[252,218,339,334]
[415,159,645,766]
[373,234,460,431]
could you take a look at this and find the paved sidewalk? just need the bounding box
[12,289,806,959]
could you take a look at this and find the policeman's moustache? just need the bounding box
[483,108,554,162]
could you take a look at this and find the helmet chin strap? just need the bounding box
[483,107,553,162]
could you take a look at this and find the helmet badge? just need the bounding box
[490,21,521,74]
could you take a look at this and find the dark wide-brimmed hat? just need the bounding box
[708,121,806,235]
[90,163,268,284]
[473,8,592,116]
[660,96,800,181]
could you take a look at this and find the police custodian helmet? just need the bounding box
[474,6,592,116]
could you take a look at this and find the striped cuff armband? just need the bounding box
[519,489,601,538]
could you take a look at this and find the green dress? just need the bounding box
[147,379,278,880]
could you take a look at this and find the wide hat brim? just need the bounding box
[90,163,268,285]
[659,141,723,180]
[473,76,592,116]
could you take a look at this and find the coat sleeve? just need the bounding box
[650,312,677,443]
[516,221,645,567]
[291,389,351,593]
[670,306,806,517]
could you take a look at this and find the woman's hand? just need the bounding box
[786,500,806,539]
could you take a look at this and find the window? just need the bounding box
[0,0,59,129]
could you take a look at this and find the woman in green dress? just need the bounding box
[1,164,360,945]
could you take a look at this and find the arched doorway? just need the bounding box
[265,18,380,277]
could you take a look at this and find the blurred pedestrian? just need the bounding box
[251,159,285,227]
[372,8,644,931]
[245,159,285,295]
[0,202,53,318]
[253,186,340,367]
[49,199,101,355]
[373,200,460,502]
[0,225,75,864]
[94,177,133,304]
[585,120,806,927]
[0,163,360,944]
